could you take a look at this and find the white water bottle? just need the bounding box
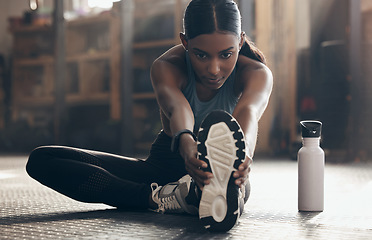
[298,120,324,212]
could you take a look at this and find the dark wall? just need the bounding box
[297,0,351,152]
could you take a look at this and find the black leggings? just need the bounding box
[26,131,188,209]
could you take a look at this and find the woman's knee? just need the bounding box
[26,146,52,177]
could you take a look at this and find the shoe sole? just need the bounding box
[197,110,246,232]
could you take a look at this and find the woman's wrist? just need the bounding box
[171,129,197,153]
[179,133,197,158]
[180,133,196,147]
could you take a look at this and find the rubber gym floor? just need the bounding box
[1,155,371,239]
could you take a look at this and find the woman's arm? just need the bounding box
[151,57,194,135]
[150,51,213,188]
[232,60,273,186]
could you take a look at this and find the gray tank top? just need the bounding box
[182,52,239,131]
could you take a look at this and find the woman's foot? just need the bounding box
[150,175,199,215]
[197,110,246,232]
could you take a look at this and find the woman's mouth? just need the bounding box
[206,77,223,84]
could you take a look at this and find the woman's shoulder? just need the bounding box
[153,45,187,72]
[151,45,188,88]
[234,55,273,93]
[236,55,272,83]
[237,54,271,76]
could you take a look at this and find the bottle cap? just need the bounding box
[300,120,322,138]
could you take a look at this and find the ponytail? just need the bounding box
[240,37,267,65]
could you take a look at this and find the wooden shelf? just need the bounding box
[15,93,111,107]
[133,92,156,100]
[66,93,110,104]
[66,51,111,62]
[10,12,121,125]
[16,96,54,106]
[13,51,113,65]
[9,0,186,153]
[9,24,52,33]
[67,14,113,27]
[14,56,54,66]
[133,39,178,49]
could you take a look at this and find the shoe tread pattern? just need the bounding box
[197,110,245,232]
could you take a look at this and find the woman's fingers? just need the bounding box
[233,157,252,186]
[185,157,213,187]
[187,155,252,188]
[186,166,211,188]
[189,156,208,169]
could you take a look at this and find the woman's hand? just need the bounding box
[233,156,252,187]
[179,134,213,190]
[179,133,251,189]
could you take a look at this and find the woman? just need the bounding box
[26,0,272,232]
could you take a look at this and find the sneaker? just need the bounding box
[197,110,246,232]
[151,175,198,215]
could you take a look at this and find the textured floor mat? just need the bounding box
[1,156,371,239]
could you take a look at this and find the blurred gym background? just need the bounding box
[0,0,371,162]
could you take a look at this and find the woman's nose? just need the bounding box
[207,59,220,76]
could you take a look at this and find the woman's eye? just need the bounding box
[196,53,207,59]
[221,52,232,59]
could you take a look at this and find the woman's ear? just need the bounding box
[239,31,246,50]
[180,33,188,50]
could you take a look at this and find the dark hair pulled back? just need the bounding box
[183,0,266,65]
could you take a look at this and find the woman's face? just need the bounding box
[185,31,242,90]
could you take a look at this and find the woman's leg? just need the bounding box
[26,132,187,209]
[26,146,151,208]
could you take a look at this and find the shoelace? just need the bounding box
[151,183,182,213]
